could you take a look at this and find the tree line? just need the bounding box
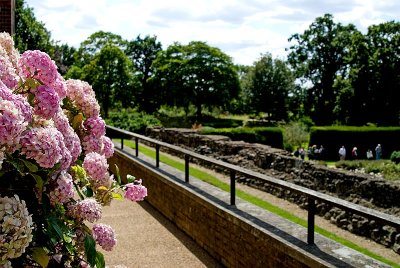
[15,0,400,125]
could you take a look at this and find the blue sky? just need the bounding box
[25,0,399,65]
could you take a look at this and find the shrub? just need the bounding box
[390,151,400,164]
[106,109,161,134]
[281,121,309,152]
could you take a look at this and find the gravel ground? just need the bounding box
[100,199,223,268]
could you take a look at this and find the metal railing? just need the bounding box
[106,125,400,245]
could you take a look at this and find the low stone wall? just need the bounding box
[146,127,400,253]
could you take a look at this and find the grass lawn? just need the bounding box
[114,139,399,267]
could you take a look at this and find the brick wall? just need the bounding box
[0,0,15,34]
[109,149,329,267]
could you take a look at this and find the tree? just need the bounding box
[287,14,359,125]
[126,35,162,113]
[242,53,294,121]
[347,21,400,126]
[73,31,127,68]
[14,0,53,54]
[52,42,77,75]
[151,41,240,118]
[79,45,139,118]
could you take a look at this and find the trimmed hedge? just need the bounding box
[199,127,283,149]
[157,115,243,128]
[309,126,400,161]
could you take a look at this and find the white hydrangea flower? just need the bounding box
[0,195,33,265]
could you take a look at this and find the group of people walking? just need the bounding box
[338,144,382,161]
[294,145,325,160]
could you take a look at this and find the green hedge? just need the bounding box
[199,127,283,148]
[157,115,243,128]
[106,109,161,134]
[309,126,400,161]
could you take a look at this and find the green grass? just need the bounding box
[116,139,399,267]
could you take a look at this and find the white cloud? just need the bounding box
[25,0,399,65]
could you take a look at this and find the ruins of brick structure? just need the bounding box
[146,127,400,253]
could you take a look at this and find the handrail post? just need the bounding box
[230,170,236,206]
[121,138,124,150]
[156,144,160,167]
[135,137,139,156]
[307,197,316,244]
[185,154,189,182]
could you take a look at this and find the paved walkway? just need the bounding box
[100,198,223,268]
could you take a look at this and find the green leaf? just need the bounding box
[9,158,26,175]
[82,186,93,197]
[32,174,44,189]
[115,164,121,185]
[112,192,124,200]
[21,159,39,173]
[72,113,84,130]
[31,247,49,268]
[96,251,105,268]
[127,174,136,183]
[84,235,97,267]
[71,165,87,182]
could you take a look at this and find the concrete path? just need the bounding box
[100,198,223,268]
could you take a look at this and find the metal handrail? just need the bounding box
[106,125,400,245]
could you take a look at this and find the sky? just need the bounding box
[25,0,399,66]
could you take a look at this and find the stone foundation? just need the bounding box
[146,127,400,253]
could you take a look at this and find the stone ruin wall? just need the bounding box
[145,127,400,254]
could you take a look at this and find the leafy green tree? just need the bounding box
[73,31,127,68]
[287,14,359,125]
[52,43,77,75]
[347,21,400,126]
[79,45,139,118]
[14,0,53,54]
[151,41,240,118]
[126,35,162,113]
[242,53,294,121]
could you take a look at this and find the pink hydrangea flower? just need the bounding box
[82,135,113,158]
[50,74,67,100]
[82,134,102,154]
[19,50,58,85]
[83,152,108,181]
[69,199,102,223]
[92,224,116,251]
[33,85,60,119]
[20,127,64,168]
[48,171,74,205]
[124,180,147,202]
[0,80,33,122]
[0,98,27,147]
[0,47,19,89]
[66,79,100,118]
[101,136,114,158]
[83,116,105,138]
[53,108,82,163]
[0,33,20,89]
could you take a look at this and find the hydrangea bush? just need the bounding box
[0,32,147,267]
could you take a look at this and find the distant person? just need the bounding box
[375,144,382,160]
[351,147,358,160]
[300,147,305,160]
[338,145,346,161]
[319,145,325,160]
[366,149,373,160]
[294,148,300,158]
